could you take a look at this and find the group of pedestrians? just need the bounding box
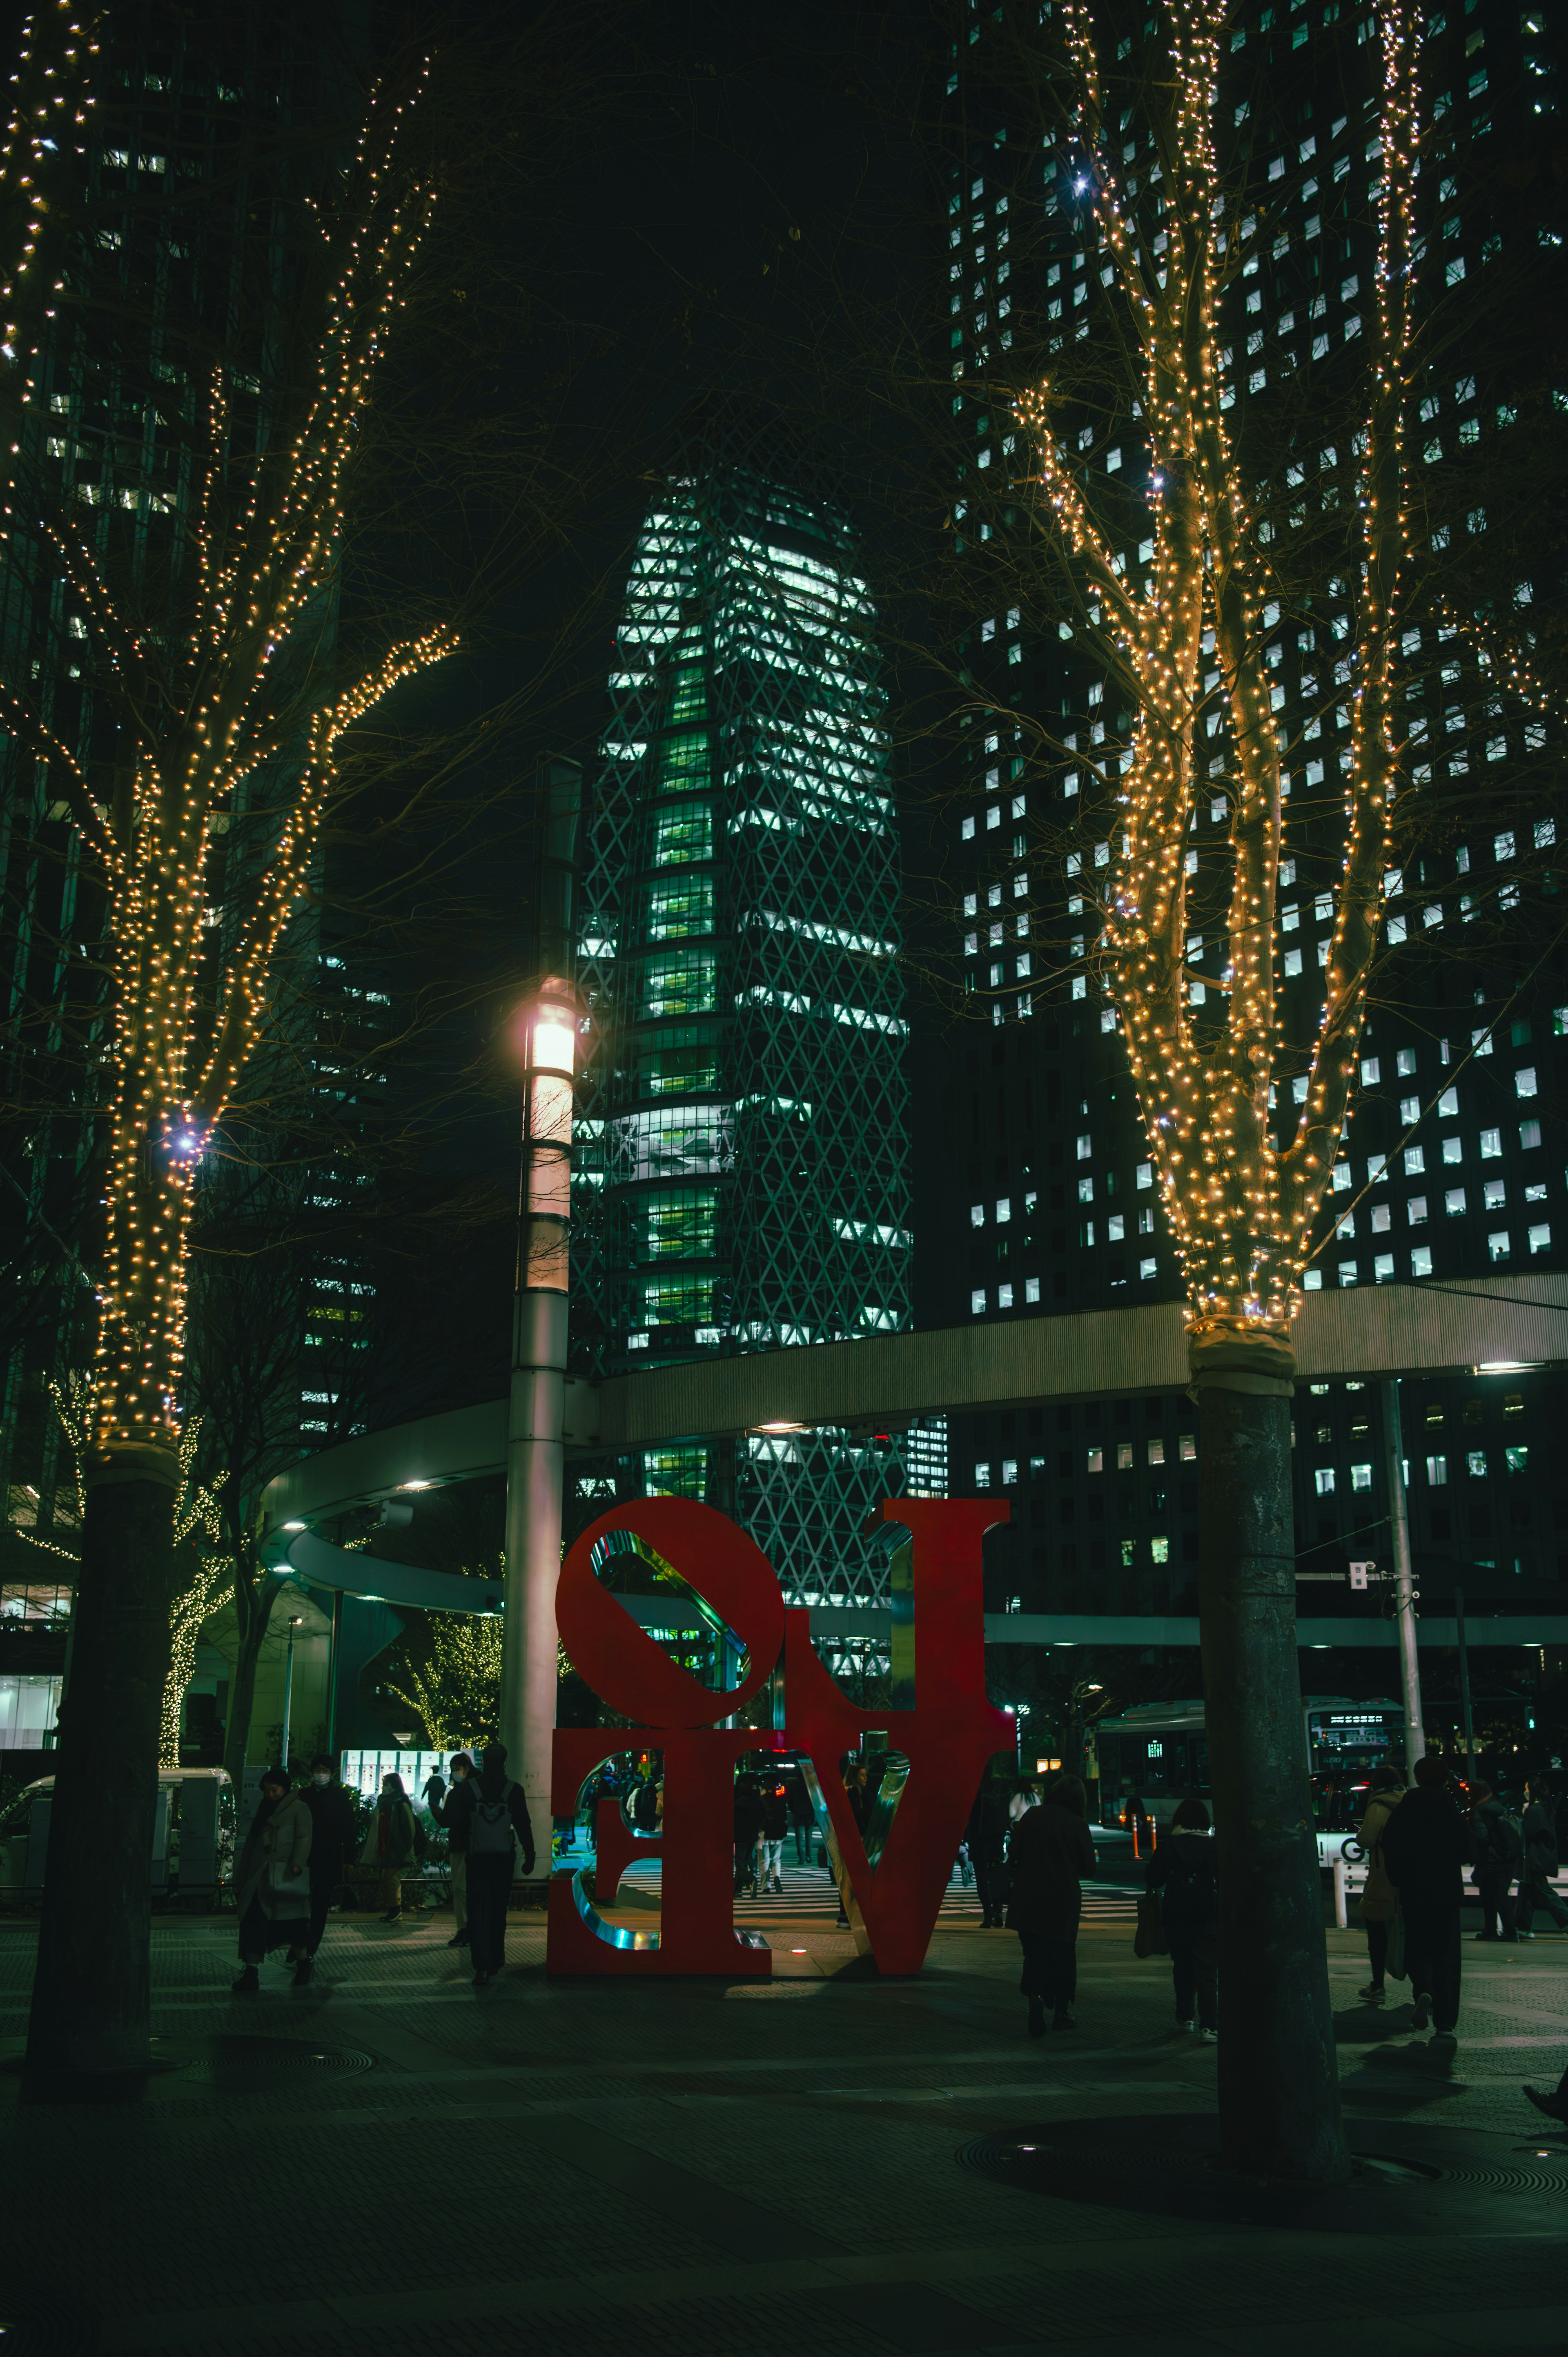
[231,1743,534,1994]
[1355,1757,1566,2046]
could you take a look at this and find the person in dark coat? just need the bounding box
[1380,1753,1470,2043]
[733,1773,764,1896]
[292,1753,359,1985]
[1468,1781,1522,1942]
[232,1768,312,1993]
[787,1773,815,1867]
[1006,1774,1097,2035]
[1516,1779,1568,1936]
[443,1742,534,1987]
[429,1750,477,1950]
[966,1758,1013,1929]
[758,1779,789,1894]
[1145,1795,1219,2038]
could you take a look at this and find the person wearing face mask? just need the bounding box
[430,1750,477,1950]
[292,1753,360,1986]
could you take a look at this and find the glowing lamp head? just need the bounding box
[531,1015,576,1074]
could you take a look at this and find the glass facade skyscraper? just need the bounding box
[572,414,941,1606]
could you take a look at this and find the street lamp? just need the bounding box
[501,977,578,1874]
[279,1617,305,1773]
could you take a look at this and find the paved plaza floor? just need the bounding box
[1,1889,1566,2357]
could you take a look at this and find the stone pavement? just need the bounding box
[1,1897,1565,2357]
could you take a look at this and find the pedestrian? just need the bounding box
[758,1779,788,1895]
[1006,1774,1097,2036]
[421,1758,448,1817]
[966,1757,1012,1929]
[231,1766,312,1994]
[1380,1753,1469,2046]
[430,1750,477,1950]
[1515,1779,1568,1938]
[733,1772,764,1897]
[292,1753,359,1986]
[1468,1780,1522,1943]
[1144,1795,1219,2040]
[1523,2060,1568,2124]
[444,1741,534,1987]
[359,1771,417,1923]
[1353,1766,1406,2005]
[787,1772,815,1867]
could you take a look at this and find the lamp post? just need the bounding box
[279,1617,304,1774]
[501,979,577,1875]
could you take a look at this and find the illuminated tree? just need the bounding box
[992,0,1419,2182]
[387,1608,504,1751]
[7,55,454,2083]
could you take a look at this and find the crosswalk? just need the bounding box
[576,1857,1142,1928]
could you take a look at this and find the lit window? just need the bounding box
[1086,1446,1104,1473]
[971,1204,984,1227]
[1487,1230,1510,1262]
[1426,1455,1448,1486]
[998,1282,1014,1308]
[1445,1188,1466,1216]
[971,1288,987,1313]
[1315,1467,1336,1495]
[1151,1536,1170,1563]
[1002,1458,1018,1484]
[1139,1255,1157,1279]
[1374,1253,1394,1282]
[996,1196,1012,1223]
[1467,1451,1487,1477]
[1136,1162,1153,1189]
[1338,1262,1357,1287]
[1506,1446,1529,1475]
[1147,1438,1165,1466]
[1480,1129,1502,1159]
[1078,1175,1094,1203]
[1528,1222,1551,1255]
[1407,1196,1428,1225]
[975,1462,991,1488]
[1516,1066,1538,1099]
[1179,1434,1196,1461]
[1411,1245,1433,1277]
[1351,1463,1373,1492]
[1116,1441,1134,1470]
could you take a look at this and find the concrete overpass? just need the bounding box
[259,1275,1568,1653]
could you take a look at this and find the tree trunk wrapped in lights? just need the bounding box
[1012,0,1417,2180]
[3,68,454,2085]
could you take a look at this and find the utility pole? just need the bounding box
[1454,1585,1477,1786]
[1379,1380,1424,1773]
[501,756,581,1880]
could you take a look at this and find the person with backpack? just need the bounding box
[445,1742,535,1986]
[1353,1766,1406,2003]
[1143,1795,1219,2039]
[1468,1781,1522,1943]
[1515,1779,1568,1938]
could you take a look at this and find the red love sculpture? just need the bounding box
[547,1494,1010,1979]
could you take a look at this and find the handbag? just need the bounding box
[267,1858,310,1920]
[1134,1889,1169,1958]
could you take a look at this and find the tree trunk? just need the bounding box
[221,1570,279,1788]
[25,1468,174,2085]
[1196,1354,1348,2184]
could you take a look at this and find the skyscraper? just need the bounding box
[572,411,942,1607]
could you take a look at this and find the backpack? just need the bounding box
[1480,1805,1523,1872]
[469,1781,517,1856]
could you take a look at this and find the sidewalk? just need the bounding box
[1,1900,1565,2356]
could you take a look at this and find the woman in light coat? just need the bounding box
[232,1767,313,1993]
[1355,1766,1405,2004]
[359,1772,418,1923]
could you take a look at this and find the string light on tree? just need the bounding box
[1013,0,1419,1365]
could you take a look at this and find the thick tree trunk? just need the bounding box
[1196,1356,1348,2184]
[25,1468,175,2085]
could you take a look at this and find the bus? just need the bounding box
[1094,1695,1405,1859]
